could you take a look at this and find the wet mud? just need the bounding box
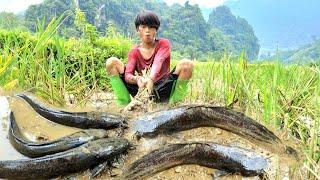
[0,92,301,179]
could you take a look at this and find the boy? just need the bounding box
[106,10,193,105]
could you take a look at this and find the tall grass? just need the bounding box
[188,54,319,179]
[0,13,131,105]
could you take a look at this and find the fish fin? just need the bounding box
[90,161,109,179]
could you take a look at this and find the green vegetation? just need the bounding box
[263,39,320,65]
[22,0,259,60]
[0,12,131,105]
[208,6,260,60]
[0,12,26,30]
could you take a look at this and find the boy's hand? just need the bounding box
[137,76,147,88]
[137,76,153,94]
[146,78,154,95]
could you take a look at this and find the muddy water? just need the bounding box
[0,96,26,160]
[0,92,301,180]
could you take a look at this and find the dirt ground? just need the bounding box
[0,92,303,179]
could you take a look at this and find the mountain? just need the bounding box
[224,0,320,52]
[22,0,260,59]
[259,39,320,64]
[207,6,259,60]
[286,39,320,63]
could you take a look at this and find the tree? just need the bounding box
[24,0,261,60]
[0,12,26,30]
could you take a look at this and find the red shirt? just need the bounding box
[125,38,171,83]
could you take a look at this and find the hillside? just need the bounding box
[2,0,260,60]
[260,39,320,63]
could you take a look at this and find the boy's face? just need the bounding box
[137,25,157,44]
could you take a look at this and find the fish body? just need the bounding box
[134,105,281,145]
[124,142,268,179]
[8,112,108,158]
[0,138,129,179]
[16,94,126,129]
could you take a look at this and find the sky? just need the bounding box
[225,0,320,53]
[0,0,43,14]
[1,0,319,53]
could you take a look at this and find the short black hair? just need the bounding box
[134,10,160,30]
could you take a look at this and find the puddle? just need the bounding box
[0,96,26,160]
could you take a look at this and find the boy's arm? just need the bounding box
[150,39,170,81]
[125,50,139,84]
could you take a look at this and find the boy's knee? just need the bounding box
[179,59,194,72]
[106,57,124,75]
[106,57,120,69]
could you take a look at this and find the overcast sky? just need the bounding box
[0,0,43,13]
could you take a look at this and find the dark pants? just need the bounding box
[120,68,178,102]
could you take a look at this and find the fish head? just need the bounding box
[96,138,130,159]
[99,113,127,123]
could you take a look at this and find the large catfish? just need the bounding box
[16,94,126,129]
[8,112,108,158]
[124,142,268,179]
[0,138,129,179]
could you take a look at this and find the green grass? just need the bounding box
[0,15,131,105]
